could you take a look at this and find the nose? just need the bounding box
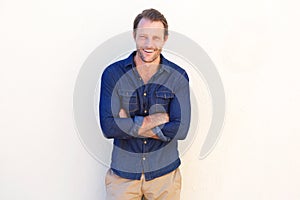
[144,38,154,48]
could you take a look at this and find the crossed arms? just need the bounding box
[119,108,169,139]
[99,67,191,141]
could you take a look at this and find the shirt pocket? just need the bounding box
[155,91,174,112]
[118,89,138,113]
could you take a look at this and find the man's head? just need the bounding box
[133,8,168,38]
[133,9,168,64]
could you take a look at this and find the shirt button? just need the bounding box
[144,110,147,114]
[142,157,146,161]
[144,140,147,144]
[143,92,147,96]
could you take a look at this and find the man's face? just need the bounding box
[134,18,167,64]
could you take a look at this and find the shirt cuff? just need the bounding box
[152,126,171,142]
[128,116,144,137]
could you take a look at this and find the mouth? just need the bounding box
[143,49,155,53]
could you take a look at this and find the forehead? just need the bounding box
[137,18,165,29]
[136,18,165,35]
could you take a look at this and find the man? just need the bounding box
[99,8,191,200]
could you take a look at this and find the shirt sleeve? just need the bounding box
[99,67,143,139]
[157,71,191,140]
[152,126,171,142]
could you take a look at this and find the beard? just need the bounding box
[136,48,162,63]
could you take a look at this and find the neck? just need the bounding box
[134,53,160,70]
[134,53,161,83]
[134,54,160,67]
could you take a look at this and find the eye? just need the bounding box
[139,35,147,39]
[153,36,162,41]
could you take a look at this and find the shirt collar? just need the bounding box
[124,51,171,73]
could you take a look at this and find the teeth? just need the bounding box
[144,49,154,53]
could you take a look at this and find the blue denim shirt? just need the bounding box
[99,51,191,181]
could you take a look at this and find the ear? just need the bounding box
[163,35,168,43]
[133,31,136,41]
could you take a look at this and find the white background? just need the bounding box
[1,0,300,199]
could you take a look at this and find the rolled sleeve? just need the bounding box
[127,116,144,137]
[152,126,171,142]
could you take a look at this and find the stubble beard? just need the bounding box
[137,48,162,64]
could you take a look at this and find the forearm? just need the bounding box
[119,108,164,140]
[139,130,160,139]
[138,112,169,135]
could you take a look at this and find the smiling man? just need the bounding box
[99,8,191,200]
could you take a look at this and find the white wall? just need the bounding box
[1,0,300,199]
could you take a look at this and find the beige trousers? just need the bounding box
[105,168,181,200]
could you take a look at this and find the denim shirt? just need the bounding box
[99,51,191,181]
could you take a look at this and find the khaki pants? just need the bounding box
[105,168,181,200]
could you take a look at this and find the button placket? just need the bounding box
[142,84,148,115]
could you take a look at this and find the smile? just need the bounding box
[143,49,154,53]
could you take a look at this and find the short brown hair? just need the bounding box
[133,8,168,37]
